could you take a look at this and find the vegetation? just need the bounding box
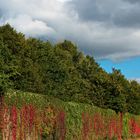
[1,90,140,139]
[0,24,140,115]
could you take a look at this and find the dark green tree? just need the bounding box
[0,24,140,114]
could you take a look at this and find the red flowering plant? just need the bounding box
[82,112,90,140]
[11,106,18,140]
[0,102,59,140]
[55,110,66,140]
[129,118,140,137]
[1,105,11,140]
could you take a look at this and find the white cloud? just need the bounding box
[0,0,140,60]
[57,0,72,2]
[4,15,56,37]
[136,79,140,83]
[129,78,140,83]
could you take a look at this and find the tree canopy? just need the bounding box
[0,24,140,114]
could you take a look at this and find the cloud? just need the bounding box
[135,78,140,83]
[129,78,140,83]
[4,15,56,37]
[123,0,140,4]
[0,0,140,60]
[69,0,140,28]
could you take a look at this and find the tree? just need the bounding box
[127,80,140,115]
[104,68,127,113]
[0,24,140,114]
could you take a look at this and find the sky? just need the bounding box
[0,0,140,81]
[98,57,140,82]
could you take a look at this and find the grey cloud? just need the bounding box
[112,7,140,28]
[123,0,140,4]
[69,0,140,28]
[68,0,110,22]
[0,0,140,60]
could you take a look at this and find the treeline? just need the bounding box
[0,24,140,114]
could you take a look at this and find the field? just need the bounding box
[0,89,140,140]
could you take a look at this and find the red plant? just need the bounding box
[117,113,123,140]
[0,99,59,139]
[20,105,29,139]
[81,112,124,140]
[28,105,35,133]
[108,113,123,140]
[129,118,140,136]
[108,117,117,139]
[82,113,90,140]
[57,111,66,140]
[2,95,140,140]
[93,113,105,137]
[10,106,18,140]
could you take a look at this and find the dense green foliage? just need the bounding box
[0,24,140,114]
